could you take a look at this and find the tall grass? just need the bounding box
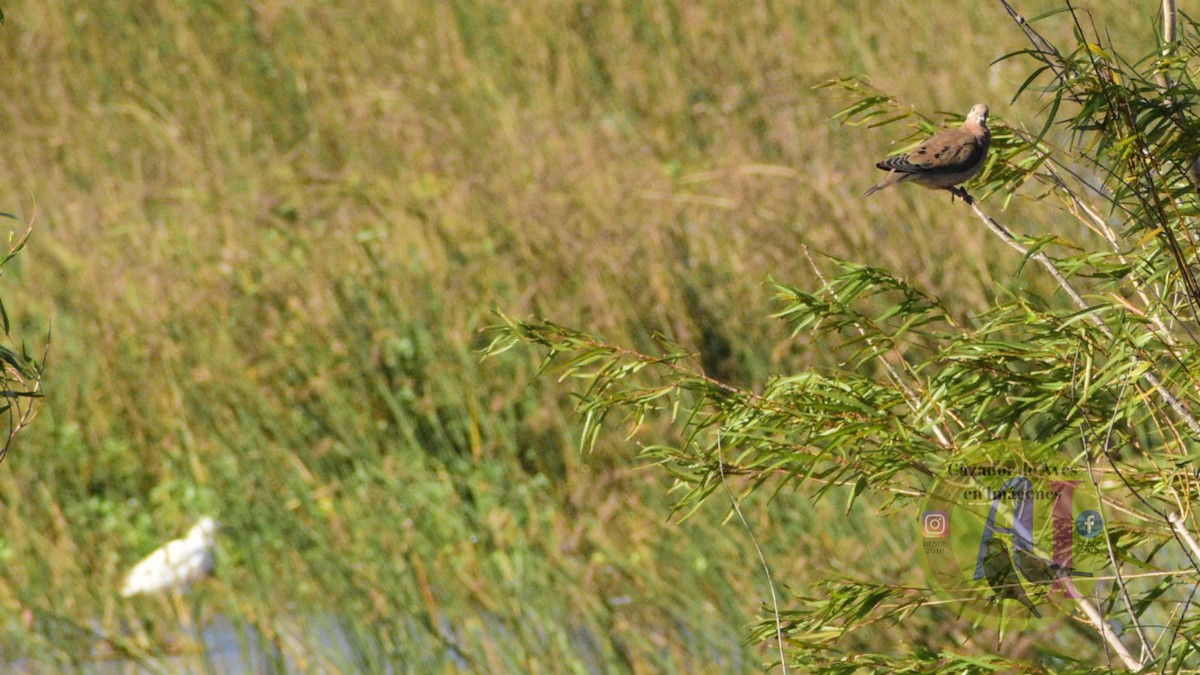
[0,0,1162,670]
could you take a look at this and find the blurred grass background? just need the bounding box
[0,0,1162,671]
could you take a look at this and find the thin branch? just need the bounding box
[998,0,1076,84]
[1170,513,1200,566]
[1078,595,1144,670]
[714,431,788,674]
[1079,372,1155,662]
[1159,0,1177,93]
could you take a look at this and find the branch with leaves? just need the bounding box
[0,215,43,465]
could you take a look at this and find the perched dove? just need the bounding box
[864,103,991,199]
[121,517,218,597]
[981,537,1041,618]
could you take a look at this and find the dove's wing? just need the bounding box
[876,128,988,176]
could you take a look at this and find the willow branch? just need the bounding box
[1078,596,1144,671]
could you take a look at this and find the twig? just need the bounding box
[1169,513,1200,565]
[1079,372,1154,662]
[714,431,788,674]
[1158,0,1177,93]
[1078,596,1144,670]
[998,0,1076,84]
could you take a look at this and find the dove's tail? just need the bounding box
[862,171,905,197]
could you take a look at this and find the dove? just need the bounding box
[121,517,219,597]
[981,537,1042,618]
[863,103,991,199]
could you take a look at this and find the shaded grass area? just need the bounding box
[0,0,1161,670]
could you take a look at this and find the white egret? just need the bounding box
[120,517,218,597]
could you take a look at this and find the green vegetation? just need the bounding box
[0,0,1190,672]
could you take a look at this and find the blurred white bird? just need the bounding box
[120,517,218,597]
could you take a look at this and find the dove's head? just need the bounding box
[967,103,989,129]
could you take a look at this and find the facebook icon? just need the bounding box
[1076,510,1104,539]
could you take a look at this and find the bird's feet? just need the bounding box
[948,187,974,204]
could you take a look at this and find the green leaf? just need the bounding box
[845,474,868,515]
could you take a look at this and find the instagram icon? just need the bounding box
[921,511,949,538]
